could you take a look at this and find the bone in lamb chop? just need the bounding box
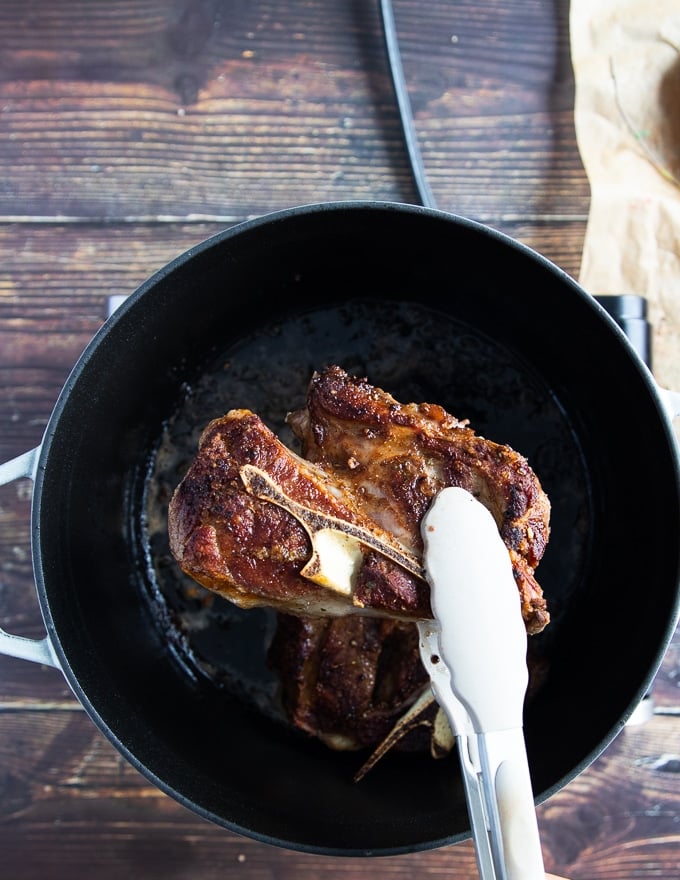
[168,366,551,759]
[168,365,550,631]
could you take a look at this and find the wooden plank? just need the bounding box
[0,0,589,223]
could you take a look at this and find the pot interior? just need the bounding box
[33,202,680,855]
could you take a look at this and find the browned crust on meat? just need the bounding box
[168,410,432,616]
[288,366,550,633]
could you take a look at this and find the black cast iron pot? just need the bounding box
[1,201,679,856]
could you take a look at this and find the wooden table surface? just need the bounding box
[0,2,678,877]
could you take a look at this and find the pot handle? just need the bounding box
[0,447,60,669]
[658,386,680,423]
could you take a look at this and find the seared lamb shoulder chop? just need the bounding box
[169,366,550,632]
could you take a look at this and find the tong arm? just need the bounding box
[477,728,545,880]
[417,622,544,880]
[417,621,500,880]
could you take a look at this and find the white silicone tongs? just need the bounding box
[417,486,545,880]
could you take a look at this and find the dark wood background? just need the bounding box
[0,1,678,877]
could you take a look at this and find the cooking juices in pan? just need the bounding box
[140,298,591,746]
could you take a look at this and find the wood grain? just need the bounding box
[0,1,678,878]
[0,704,677,878]
[0,0,589,222]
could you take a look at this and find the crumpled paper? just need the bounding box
[570,0,680,392]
